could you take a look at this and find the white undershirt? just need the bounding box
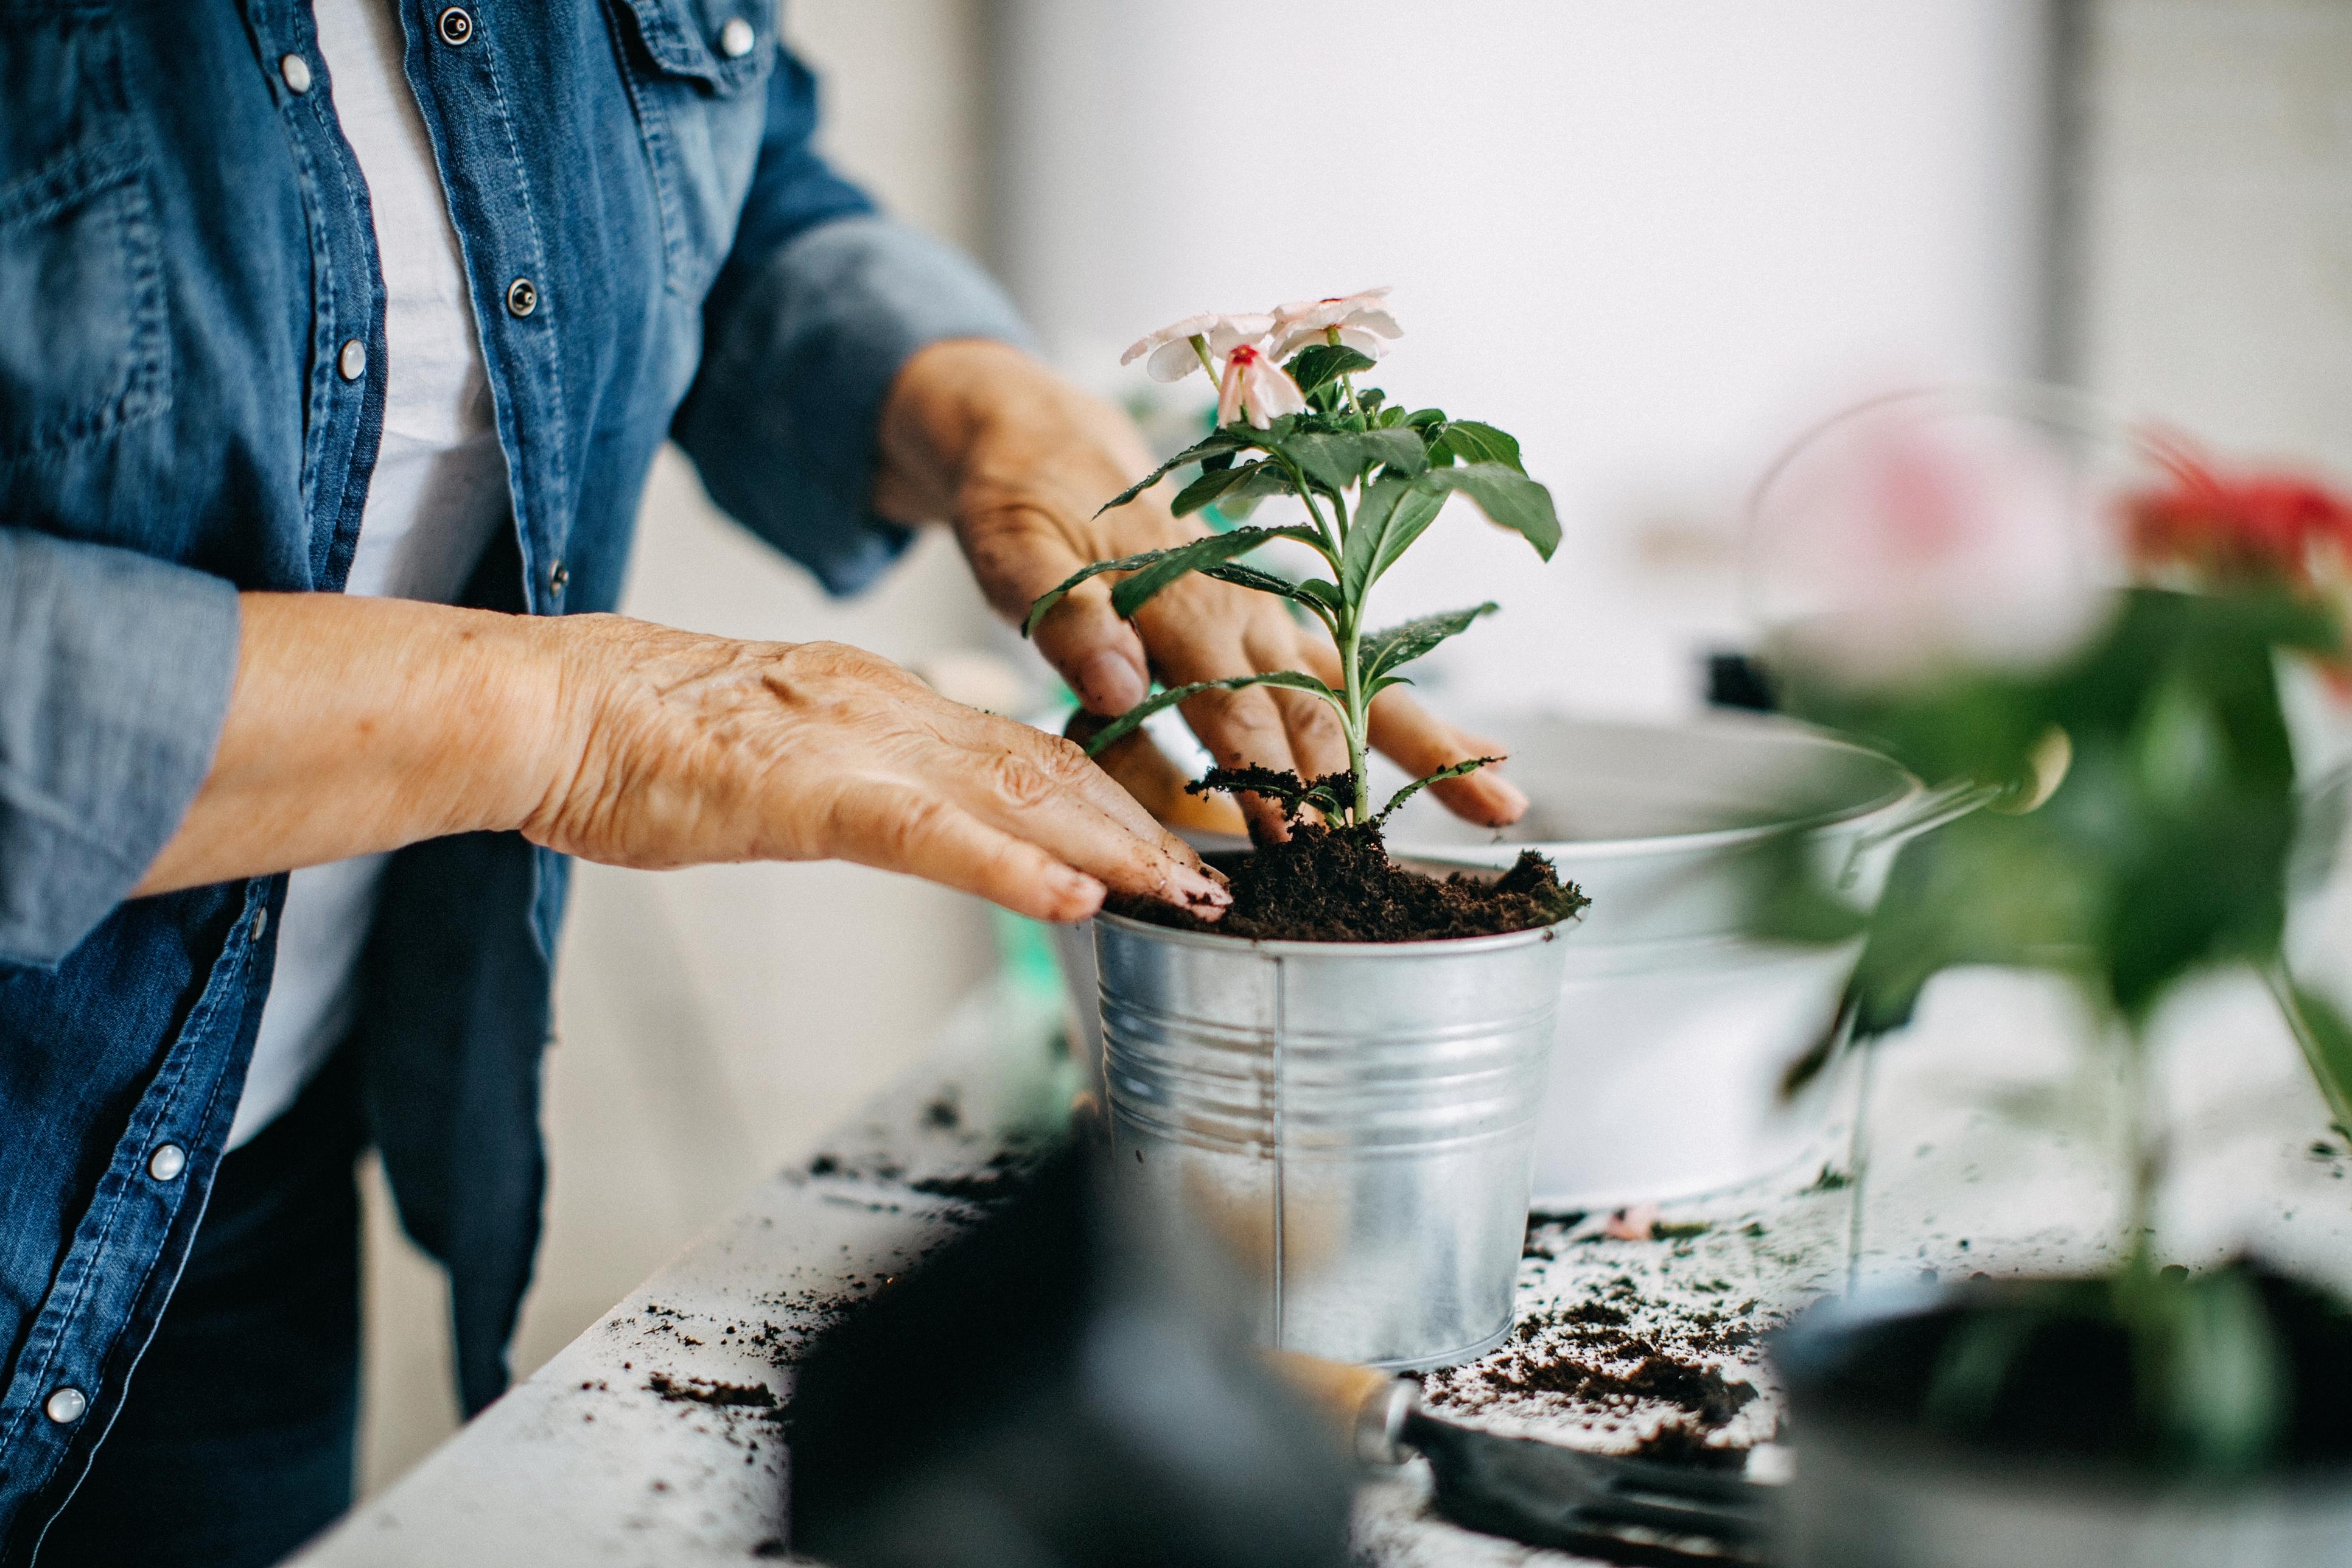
[231,0,513,1147]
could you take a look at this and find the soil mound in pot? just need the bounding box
[1108,769,1588,942]
[1790,1266,2352,1476]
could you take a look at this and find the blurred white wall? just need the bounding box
[359,0,1000,1496]
[2082,0,2352,475]
[993,1,2053,719]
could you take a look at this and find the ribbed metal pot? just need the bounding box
[1093,910,1572,1371]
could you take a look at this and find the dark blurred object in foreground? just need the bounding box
[788,1148,1354,1567]
[1706,651,1779,713]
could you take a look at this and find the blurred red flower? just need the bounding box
[2124,433,2352,588]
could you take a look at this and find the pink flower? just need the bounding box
[1121,311,1275,383]
[1216,343,1309,429]
[1269,285,1403,361]
[1757,400,2110,692]
[1602,1203,1659,1242]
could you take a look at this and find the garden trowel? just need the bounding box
[1271,1351,1775,1566]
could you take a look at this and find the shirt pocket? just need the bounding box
[0,6,167,460]
[609,0,778,301]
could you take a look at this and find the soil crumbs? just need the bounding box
[1110,816,1587,943]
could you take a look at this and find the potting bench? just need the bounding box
[295,956,2352,1566]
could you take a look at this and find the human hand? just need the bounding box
[525,617,1230,923]
[876,340,1528,839]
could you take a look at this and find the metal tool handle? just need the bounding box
[1264,1349,1418,1467]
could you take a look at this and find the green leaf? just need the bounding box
[1361,603,1497,684]
[1023,547,1173,637]
[1197,562,1342,630]
[1096,428,1259,514]
[1079,671,1346,757]
[1405,408,1447,429]
[1284,428,1430,495]
[1340,473,1449,603]
[1023,527,1311,635]
[2268,969,2352,1137]
[1108,527,1318,620]
[1375,756,1500,824]
[1284,343,1376,396]
[1429,419,1525,474]
[2137,1266,2289,1477]
[1422,464,1561,559]
[1170,460,1295,518]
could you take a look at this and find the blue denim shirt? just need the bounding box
[0,2,1025,1552]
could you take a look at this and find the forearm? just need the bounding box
[134,594,568,896]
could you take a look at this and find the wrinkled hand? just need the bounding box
[877,340,1528,839]
[524,617,1230,923]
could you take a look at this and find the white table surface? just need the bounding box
[298,951,2352,1567]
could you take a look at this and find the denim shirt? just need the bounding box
[0,2,1024,1553]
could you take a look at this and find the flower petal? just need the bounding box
[1146,338,1203,382]
[1217,357,1247,427]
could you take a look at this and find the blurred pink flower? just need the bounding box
[1602,1203,1659,1242]
[1121,311,1275,383]
[1762,407,2110,691]
[1270,286,1402,362]
[1216,343,1308,429]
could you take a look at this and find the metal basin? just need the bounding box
[1094,907,1572,1370]
[1380,709,1931,1211]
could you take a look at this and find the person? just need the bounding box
[0,5,1525,1563]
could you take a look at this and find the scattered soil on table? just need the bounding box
[1432,1304,1764,1432]
[1108,783,1586,943]
[646,1371,780,1414]
[909,1149,1040,1203]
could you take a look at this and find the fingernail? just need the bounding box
[1484,775,1530,826]
[1076,649,1147,715]
[1169,863,1231,911]
[1057,870,1106,919]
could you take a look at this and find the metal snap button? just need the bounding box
[251,906,270,942]
[44,1387,85,1425]
[280,54,313,94]
[437,7,474,46]
[718,17,755,58]
[505,277,537,318]
[337,339,366,382]
[548,559,569,593]
[148,1144,187,1183]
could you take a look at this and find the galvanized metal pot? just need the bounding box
[1384,710,1945,1210]
[1091,907,1571,1371]
[1773,1289,2352,1566]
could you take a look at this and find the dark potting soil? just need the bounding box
[1108,806,1587,943]
[1790,1267,2352,1475]
[1629,1416,1752,1471]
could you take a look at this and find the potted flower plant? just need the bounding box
[1029,290,1587,1370]
[1740,391,2352,1564]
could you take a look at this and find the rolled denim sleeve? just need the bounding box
[0,530,239,968]
[671,46,1033,596]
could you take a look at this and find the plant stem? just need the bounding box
[1191,334,1219,382]
[1328,326,1363,415]
[2119,1020,2160,1279]
[1340,612,1370,824]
